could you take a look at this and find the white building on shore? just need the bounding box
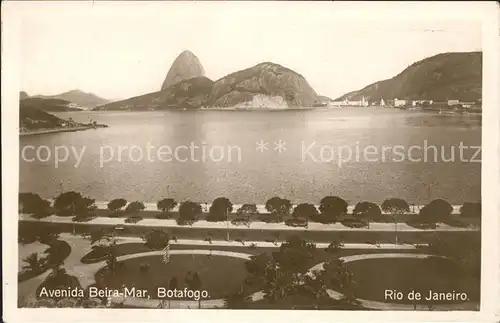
[329,96,369,107]
[394,98,407,107]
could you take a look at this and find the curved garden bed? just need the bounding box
[81,243,154,264]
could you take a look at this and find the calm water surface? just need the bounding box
[19,107,481,204]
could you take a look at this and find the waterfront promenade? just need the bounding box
[19,213,478,232]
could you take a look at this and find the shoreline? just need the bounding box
[19,125,108,136]
[200,106,318,111]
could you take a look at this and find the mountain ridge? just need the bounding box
[206,61,320,108]
[96,76,214,111]
[336,51,482,102]
[33,89,109,108]
[20,97,83,112]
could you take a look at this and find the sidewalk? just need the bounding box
[58,233,427,249]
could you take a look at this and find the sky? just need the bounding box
[13,2,483,101]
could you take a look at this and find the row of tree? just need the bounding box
[20,192,481,225]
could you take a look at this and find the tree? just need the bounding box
[142,230,169,249]
[125,201,146,214]
[301,272,329,302]
[265,197,292,217]
[274,235,316,275]
[107,198,127,211]
[177,201,202,225]
[245,253,272,277]
[207,197,233,222]
[381,198,410,244]
[22,253,47,273]
[263,263,295,303]
[54,191,95,217]
[319,196,348,223]
[320,258,350,290]
[106,248,123,274]
[237,204,258,217]
[157,198,177,213]
[19,193,51,217]
[353,201,382,220]
[75,197,96,214]
[419,199,453,223]
[54,191,82,216]
[292,203,319,219]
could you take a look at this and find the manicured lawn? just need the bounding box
[94,255,248,300]
[347,257,480,304]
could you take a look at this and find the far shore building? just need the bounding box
[328,101,345,107]
[447,99,460,106]
[461,101,476,108]
[411,99,432,106]
[328,96,369,107]
[380,98,386,106]
[394,98,407,107]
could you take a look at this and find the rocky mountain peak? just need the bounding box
[161,50,205,90]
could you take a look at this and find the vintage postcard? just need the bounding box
[2,1,499,322]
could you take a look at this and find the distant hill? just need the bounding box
[206,62,320,108]
[318,95,333,103]
[34,89,109,108]
[20,91,30,100]
[161,51,205,90]
[95,76,214,111]
[336,52,482,102]
[19,100,67,129]
[19,97,84,112]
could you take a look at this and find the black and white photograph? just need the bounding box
[2,1,499,322]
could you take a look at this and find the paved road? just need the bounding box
[20,214,478,232]
[58,232,426,249]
